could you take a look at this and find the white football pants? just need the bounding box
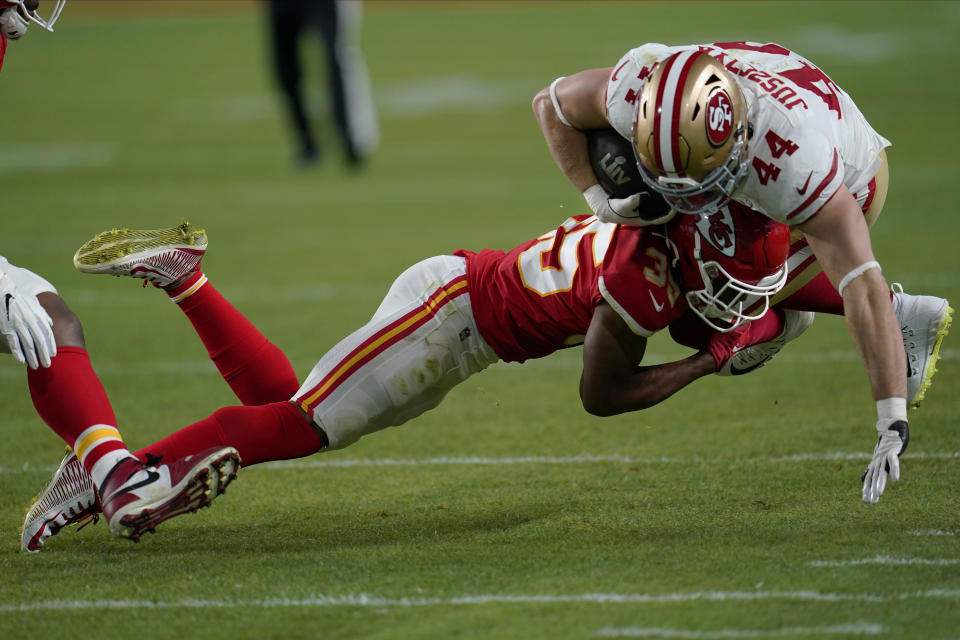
[292,255,499,449]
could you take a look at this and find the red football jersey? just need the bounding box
[455,215,685,363]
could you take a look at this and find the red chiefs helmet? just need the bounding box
[667,204,789,332]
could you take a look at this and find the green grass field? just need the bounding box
[1,1,959,638]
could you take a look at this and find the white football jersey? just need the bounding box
[605,42,891,225]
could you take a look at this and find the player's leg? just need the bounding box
[296,255,499,450]
[74,223,300,407]
[315,0,378,165]
[164,272,301,405]
[6,269,135,509]
[22,289,237,551]
[29,253,496,547]
[268,0,318,164]
[133,400,324,468]
[133,255,499,463]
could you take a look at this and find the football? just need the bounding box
[586,128,673,221]
[585,128,644,198]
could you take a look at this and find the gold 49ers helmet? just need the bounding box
[634,50,750,215]
[666,204,789,332]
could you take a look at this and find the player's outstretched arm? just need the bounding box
[799,187,908,502]
[580,303,716,416]
[799,187,906,401]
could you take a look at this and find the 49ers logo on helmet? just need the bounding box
[706,90,734,147]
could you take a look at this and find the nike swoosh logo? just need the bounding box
[796,172,813,195]
[649,290,664,312]
[103,469,160,503]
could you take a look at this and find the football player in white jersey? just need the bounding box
[534,41,953,504]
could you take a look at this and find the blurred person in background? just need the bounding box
[266,0,379,168]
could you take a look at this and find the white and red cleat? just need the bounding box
[98,447,240,541]
[73,222,207,288]
[717,309,815,376]
[22,446,240,549]
[21,450,99,552]
[891,283,953,409]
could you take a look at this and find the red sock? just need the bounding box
[134,401,324,467]
[780,272,844,315]
[27,346,128,474]
[165,273,300,405]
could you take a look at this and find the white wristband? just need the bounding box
[550,77,572,128]
[582,184,608,215]
[876,397,907,429]
[837,260,881,297]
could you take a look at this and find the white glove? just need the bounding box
[582,184,676,226]
[0,6,30,39]
[0,268,56,369]
[861,419,909,504]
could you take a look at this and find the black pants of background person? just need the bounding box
[267,0,377,167]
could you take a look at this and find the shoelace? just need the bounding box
[75,512,101,531]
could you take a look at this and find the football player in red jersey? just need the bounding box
[3,253,240,552]
[2,3,240,552]
[23,209,794,550]
[534,42,953,504]
[3,252,241,553]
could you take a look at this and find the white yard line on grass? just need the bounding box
[809,556,960,567]
[263,454,694,469]
[911,530,956,537]
[0,143,115,172]
[3,451,959,475]
[261,451,960,470]
[2,590,960,613]
[594,623,885,638]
